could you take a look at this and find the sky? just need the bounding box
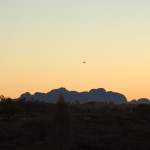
[0,0,150,101]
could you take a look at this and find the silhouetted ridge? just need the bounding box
[20,92,32,100]
[49,87,69,94]
[19,87,127,104]
[89,88,106,94]
[130,98,150,104]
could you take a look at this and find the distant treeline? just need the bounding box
[0,96,150,150]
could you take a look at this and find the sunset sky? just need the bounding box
[0,0,150,100]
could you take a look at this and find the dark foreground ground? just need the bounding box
[0,98,150,150]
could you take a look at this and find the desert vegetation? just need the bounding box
[0,96,150,150]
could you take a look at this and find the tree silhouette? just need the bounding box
[54,95,71,150]
[0,95,5,101]
[135,104,150,116]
